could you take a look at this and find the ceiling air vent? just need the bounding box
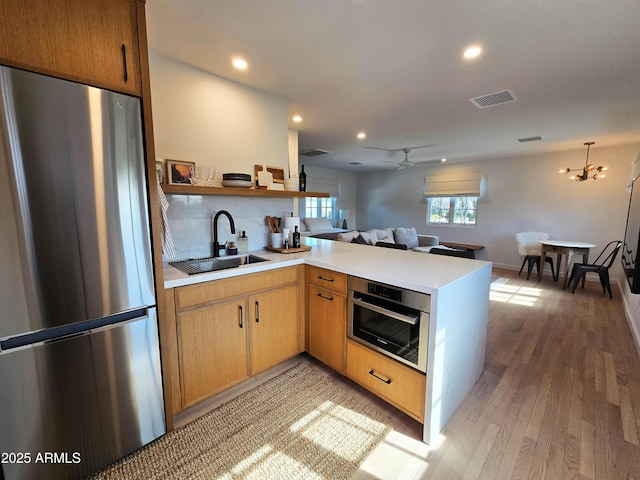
[517,136,543,143]
[348,162,362,165]
[299,149,331,157]
[469,89,517,108]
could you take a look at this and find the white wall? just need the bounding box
[149,52,297,258]
[357,144,638,271]
[296,165,358,228]
[149,52,290,183]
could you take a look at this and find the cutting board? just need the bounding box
[254,165,285,186]
[265,246,311,254]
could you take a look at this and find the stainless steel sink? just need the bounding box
[239,254,270,265]
[169,254,270,275]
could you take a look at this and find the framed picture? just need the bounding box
[155,160,166,184]
[167,159,195,185]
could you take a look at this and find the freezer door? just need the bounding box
[0,310,165,480]
[0,66,155,338]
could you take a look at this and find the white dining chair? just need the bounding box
[515,232,556,280]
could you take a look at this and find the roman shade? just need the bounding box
[423,174,483,198]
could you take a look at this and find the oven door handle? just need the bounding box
[351,297,418,325]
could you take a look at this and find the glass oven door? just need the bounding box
[348,291,428,372]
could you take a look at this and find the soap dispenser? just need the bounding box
[238,231,249,254]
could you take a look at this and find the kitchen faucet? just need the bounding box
[212,210,236,257]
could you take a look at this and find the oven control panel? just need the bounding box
[367,282,402,302]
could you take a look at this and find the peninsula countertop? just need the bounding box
[163,237,491,294]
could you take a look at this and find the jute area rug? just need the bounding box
[91,362,392,480]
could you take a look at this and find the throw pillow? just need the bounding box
[375,228,395,243]
[359,229,379,245]
[337,230,359,242]
[351,235,369,245]
[394,227,419,249]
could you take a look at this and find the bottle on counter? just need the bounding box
[293,226,300,248]
[238,231,249,253]
[299,165,306,192]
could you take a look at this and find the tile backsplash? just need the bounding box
[164,194,295,260]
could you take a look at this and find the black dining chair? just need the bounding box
[567,240,622,298]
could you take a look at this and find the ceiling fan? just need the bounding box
[395,148,417,168]
[365,144,437,169]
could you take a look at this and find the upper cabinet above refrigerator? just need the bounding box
[0,0,141,95]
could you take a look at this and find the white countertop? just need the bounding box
[163,237,491,294]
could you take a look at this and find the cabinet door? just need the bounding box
[307,285,346,373]
[177,299,249,408]
[249,285,299,375]
[0,0,140,95]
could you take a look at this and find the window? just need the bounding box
[305,197,336,219]
[427,196,478,225]
[423,173,483,226]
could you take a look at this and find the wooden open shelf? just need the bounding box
[161,184,329,198]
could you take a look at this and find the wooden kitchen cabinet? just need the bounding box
[306,266,347,374]
[173,266,302,411]
[0,0,141,95]
[177,298,249,408]
[347,339,426,422]
[249,285,299,375]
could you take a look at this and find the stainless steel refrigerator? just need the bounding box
[0,65,165,479]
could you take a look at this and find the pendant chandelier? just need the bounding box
[559,142,607,181]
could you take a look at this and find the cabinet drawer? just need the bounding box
[176,266,300,310]
[346,340,425,422]
[307,265,346,294]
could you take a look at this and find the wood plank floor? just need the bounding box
[350,267,640,479]
[176,267,640,479]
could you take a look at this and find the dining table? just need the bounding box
[538,240,597,288]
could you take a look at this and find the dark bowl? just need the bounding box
[223,173,252,181]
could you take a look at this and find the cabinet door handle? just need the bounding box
[121,44,129,83]
[368,370,391,384]
[317,292,334,301]
[255,301,260,323]
[317,275,334,283]
[238,305,243,329]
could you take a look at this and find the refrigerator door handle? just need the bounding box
[0,307,150,352]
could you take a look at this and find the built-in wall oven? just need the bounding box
[348,276,430,373]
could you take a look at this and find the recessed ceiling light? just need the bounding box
[232,57,248,70]
[292,115,302,123]
[463,45,482,60]
[357,132,366,140]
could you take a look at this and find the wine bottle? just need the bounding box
[293,226,300,248]
[299,165,306,192]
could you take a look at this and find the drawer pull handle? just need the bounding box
[255,301,260,323]
[238,305,244,329]
[317,292,334,301]
[317,275,334,283]
[369,370,391,384]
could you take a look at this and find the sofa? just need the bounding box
[300,219,469,257]
[335,227,443,252]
